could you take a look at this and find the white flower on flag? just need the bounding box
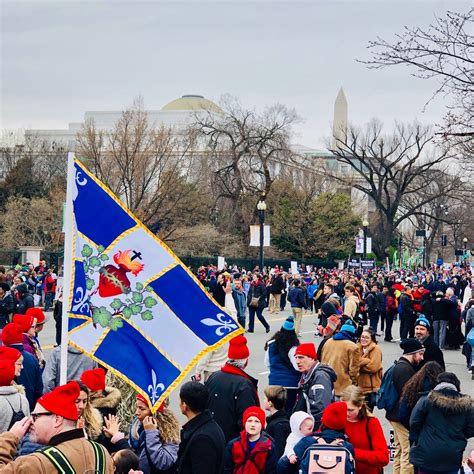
[201,313,238,336]
[148,369,165,404]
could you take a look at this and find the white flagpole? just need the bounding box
[59,152,76,385]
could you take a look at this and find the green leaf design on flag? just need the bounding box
[132,292,143,303]
[97,245,105,253]
[110,299,122,310]
[108,318,124,331]
[141,310,153,321]
[135,282,144,290]
[122,307,133,318]
[130,303,142,315]
[143,296,158,308]
[89,256,101,267]
[81,244,93,258]
[93,307,112,328]
[100,254,109,261]
[83,263,89,273]
[86,278,95,291]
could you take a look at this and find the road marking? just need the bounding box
[259,370,270,375]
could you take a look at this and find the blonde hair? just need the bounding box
[341,385,370,420]
[77,381,103,439]
[154,408,180,444]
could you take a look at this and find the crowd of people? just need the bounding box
[0,260,472,473]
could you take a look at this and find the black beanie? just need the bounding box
[400,338,424,355]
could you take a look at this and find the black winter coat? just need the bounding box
[16,293,35,315]
[0,293,14,328]
[205,367,259,442]
[432,298,455,321]
[410,386,474,471]
[270,275,285,294]
[265,409,290,458]
[419,335,445,370]
[247,282,267,309]
[386,357,418,422]
[177,410,225,474]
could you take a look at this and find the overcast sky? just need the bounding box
[1,0,469,148]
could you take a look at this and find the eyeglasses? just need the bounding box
[31,412,54,422]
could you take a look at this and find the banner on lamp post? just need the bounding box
[249,225,270,247]
[355,237,372,254]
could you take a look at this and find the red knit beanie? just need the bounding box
[228,335,250,360]
[0,360,15,386]
[136,394,164,412]
[37,381,80,420]
[243,406,266,428]
[321,402,347,431]
[1,323,24,345]
[295,343,317,360]
[12,314,35,333]
[26,307,46,325]
[0,346,21,361]
[80,368,106,392]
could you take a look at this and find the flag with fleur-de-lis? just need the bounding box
[68,159,242,411]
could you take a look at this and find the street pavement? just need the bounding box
[39,306,473,468]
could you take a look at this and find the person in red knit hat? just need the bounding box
[25,307,47,354]
[1,322,43,410]
[206,335,260,442]
[0,381,114,472]
[0,357,30,433]
[292,342,336,425]
[341,386,389,474]
[224,406,278,473]
[13,314,45,369]
[288,402,356,474]
[80,367,121,420]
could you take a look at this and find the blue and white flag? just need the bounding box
[67,159,242,411]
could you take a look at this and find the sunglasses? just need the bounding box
[31,412,54,422]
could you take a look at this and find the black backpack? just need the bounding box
[6,396,26,430]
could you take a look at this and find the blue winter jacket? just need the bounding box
[267,341,300,388]
[288,287,306,309]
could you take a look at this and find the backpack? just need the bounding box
[5,397,26,430]
[376,361,399,411]
[301,437,355,474]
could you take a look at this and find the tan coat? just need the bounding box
[0,430,114,473]
[343,295,359,318]
[357,342,383,394]
[321,337,360,396]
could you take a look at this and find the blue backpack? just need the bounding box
[376,361,399,411]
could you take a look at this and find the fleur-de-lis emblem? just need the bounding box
[73,168,88,201]
[71,286,90,315]
[201,313,238,336]
[148,369,165,405]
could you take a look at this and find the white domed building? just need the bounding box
[24,94,222,151]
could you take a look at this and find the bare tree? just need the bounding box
[76,100,210,241]
[192,96,299,237]
[361,8,474,178]
[328,121,462,259]
[361,9,473,139]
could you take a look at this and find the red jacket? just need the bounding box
[344,416,389,474]
[224,431,277,474]
[412,289,424,313]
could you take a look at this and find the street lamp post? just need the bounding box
[257,199,267,273]
[463,237,468,250]
[362,219,369,259]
